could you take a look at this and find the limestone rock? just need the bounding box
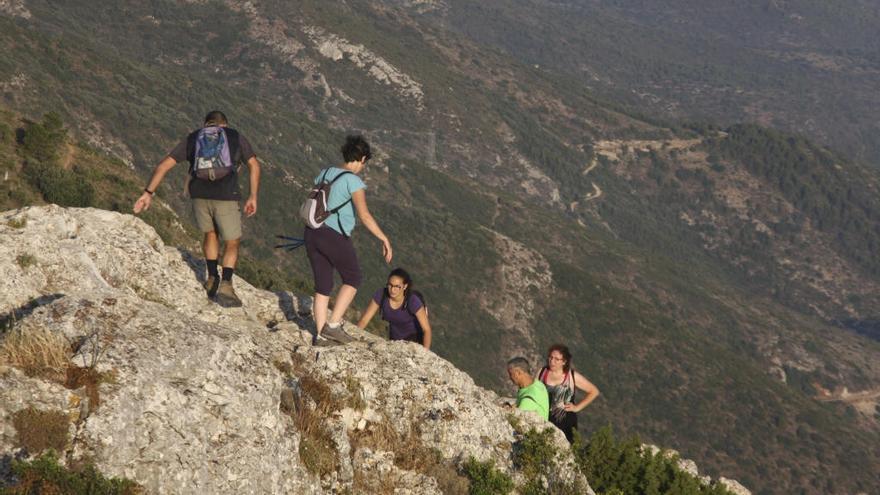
[0,206,594,494]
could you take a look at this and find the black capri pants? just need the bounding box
[304,226,363,296]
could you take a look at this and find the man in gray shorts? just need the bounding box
[133,111,261,307]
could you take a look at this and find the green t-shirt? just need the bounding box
[517,379,550,421]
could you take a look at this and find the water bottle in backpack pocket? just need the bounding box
[192,126,233,181]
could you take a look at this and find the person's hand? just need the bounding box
[563,403,581,413]
[382,239,393,264]
[133,192,152,214]
[244,196,258,217]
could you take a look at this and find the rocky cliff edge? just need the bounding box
[0,205,590,494]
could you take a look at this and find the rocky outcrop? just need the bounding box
[0,206,590,494]
[0,0,31,20]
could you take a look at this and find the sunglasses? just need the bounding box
[387,283,404,290]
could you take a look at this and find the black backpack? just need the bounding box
[380,289,427,342]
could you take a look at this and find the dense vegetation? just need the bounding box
[2,451,141,495]
[706,124,880,277]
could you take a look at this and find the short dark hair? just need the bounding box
[547,344,572,372]
[203,110,228,126]
[507,356,531,375]
[341,135,371,163]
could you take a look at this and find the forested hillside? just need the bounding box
[2,1,879,493]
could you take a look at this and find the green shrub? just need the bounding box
[21,113,66,165]
[3,450,142,494]
[15,254,36,269]
[23,160,95,207]
[574,426,734,495]
[513,427,558,481]
[463,457,514,495]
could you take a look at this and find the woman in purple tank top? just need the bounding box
[356,268,432,350]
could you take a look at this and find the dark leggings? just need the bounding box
[551,411,578,444]
[304,226,362,296]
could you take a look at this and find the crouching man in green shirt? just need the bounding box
[507,356,549,421]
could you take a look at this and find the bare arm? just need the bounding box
[565,371,600,413]
[356,299,381,330]
[133,156,177,213]
[243,156,260,217]
[414,307,431,350]
[351,189,392,263]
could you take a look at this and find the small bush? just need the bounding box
[0,327,70,379]
[297,427,338,477]
[21,113,66,165]
[23,160,95,208]
[513,427,558,481]
[286,374,340,477]
[65,365,107,413]
[463,457,513,495]
[343,375,365,411]
[6,217,26,229]
[11,407,69,453]
[5,450,142,494]
[15,254,36,269]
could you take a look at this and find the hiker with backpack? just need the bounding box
[302,135,392,345]
[538,344,600,443]
[133,110,260,308]
[356,268,432,350]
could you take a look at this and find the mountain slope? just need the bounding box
[2,2,880,493]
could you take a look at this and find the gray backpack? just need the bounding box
[299,169,353,234]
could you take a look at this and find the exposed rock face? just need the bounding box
[0,0,31,19]
[0,206,590,494]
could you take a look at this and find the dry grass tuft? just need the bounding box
[0,327,70,380]
[12,406,69,453]
[349,416,470,495]
[343,375,366,411]
[352,465,397,495]
[277,366,343,477]
[7,217,27,229]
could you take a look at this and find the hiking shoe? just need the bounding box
[312,333,342,347]
[321,323,356,344]
[215,281,243,308]
[204,275,220,298]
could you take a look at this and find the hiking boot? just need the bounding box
[203,275,220,298]
[321,323,356,344]
[215,280,242,308]
[312,333,342,347]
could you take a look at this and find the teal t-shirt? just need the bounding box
[315,167,366,236]
[517,379,550,421]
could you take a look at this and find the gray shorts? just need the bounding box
[192,199,241,241]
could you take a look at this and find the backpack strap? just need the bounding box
[379,288,390,321]
[326,170,354,237]
[537,366,548,383]
[224,128,241,166]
